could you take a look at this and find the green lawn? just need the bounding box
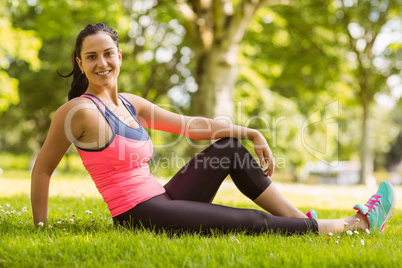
[1,175,401,267]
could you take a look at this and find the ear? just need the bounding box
[118,50,122,66]
[76,57,84,73]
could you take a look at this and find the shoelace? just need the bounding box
[365,194,381,214]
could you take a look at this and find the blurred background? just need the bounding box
[0,0,401,186]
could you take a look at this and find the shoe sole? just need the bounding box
[380,181,397,232]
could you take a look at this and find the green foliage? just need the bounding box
[384,99,402,167]
[0,71,18,112]
[0,3,41,114]
[0,153,30,170]
[0,0,195,159]
[244,2,342,113]
[239,0,402,175]
[0,0,127,153]
[0,0,401,177]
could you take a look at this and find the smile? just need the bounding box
[96,70,112,75]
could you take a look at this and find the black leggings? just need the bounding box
[113,138,318,235]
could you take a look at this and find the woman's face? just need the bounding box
[76,32,122,90]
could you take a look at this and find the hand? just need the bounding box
[251,132,275,177]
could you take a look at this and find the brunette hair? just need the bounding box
[58,23,119,100]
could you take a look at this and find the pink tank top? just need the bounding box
[75,94,166,217]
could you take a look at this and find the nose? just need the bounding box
[97,55,107,67]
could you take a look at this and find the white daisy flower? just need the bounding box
[85,210,93,215]
[328,232,334,236]
[48,225,52,229]
[57,221,62,225]
[356,218,360,222]
[337,236,340,239]
[69,219,74,224]
[354,230,359,234]
[347,230,353,235]
[37,222,44,227]
[336,241,339,244]
[360,239,365,246]
[344,222,348,226]
[365,228,370,234]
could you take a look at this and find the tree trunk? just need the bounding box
[193,45,238,119]
[359,98,377,187]
[189,45,239,156]
[177,0,272,120]
[176,0,289,155]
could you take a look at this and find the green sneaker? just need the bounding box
[353,181,396,232]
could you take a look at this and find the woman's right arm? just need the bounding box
[31,101,85,225]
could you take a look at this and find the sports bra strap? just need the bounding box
[81,94,137,117]
[80,94,107,114]
[117,94,137,116]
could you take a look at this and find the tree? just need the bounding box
[0,0,127,153]
[337,0,402,185]
[243,0,402,185]
[0,2,41,114]
[173,0,291,119]
[1,0,199,177]
[241,1,354,178]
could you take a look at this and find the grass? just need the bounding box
[1,174,402,267]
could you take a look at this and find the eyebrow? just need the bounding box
[84,47,115,55]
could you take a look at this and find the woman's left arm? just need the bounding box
[121,93,275,176]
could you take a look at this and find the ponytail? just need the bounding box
[58,51,88,101]
[58,23,119,100]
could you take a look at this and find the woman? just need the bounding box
[31,23,396,235]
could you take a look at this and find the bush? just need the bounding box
[0,153,30,170]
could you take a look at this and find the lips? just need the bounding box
[96,70,112,75]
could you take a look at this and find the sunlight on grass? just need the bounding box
[2,173,402,212]
[1,174,402,267]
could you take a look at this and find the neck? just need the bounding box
[85,84,119,105]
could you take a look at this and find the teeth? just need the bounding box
[97,70,110,75]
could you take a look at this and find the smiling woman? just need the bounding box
[58,24,121,101]
[30,23,396,237]
[76,35,122,92]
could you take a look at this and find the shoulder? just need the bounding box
[52,96,98,122]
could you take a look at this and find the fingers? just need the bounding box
[258,152,266,169]
[268,147,276,176]
[263,157,275,176]
[257,147,275,177]
[266,154,275,176]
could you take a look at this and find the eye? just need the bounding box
[87,55,95,60]
[105,51,114,57]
